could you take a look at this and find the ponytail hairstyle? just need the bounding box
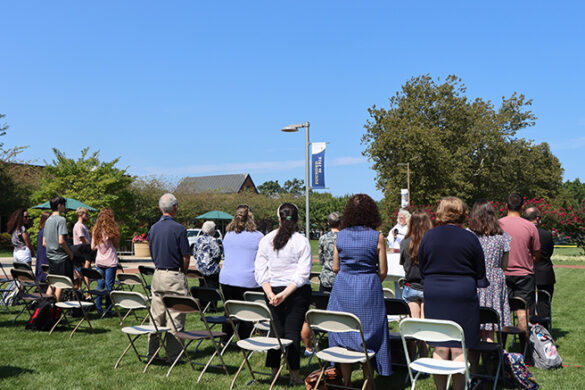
[273,202,299,250]
[405,210,433,265]
[226,204,257,233]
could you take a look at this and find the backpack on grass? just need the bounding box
[530,324,562,369]
[25,297,60,331]
[504,351,539,389]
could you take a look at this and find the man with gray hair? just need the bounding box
[147,193,191,361]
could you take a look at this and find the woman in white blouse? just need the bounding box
[255,202,312,385]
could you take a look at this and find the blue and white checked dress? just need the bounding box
[327,226,392,376]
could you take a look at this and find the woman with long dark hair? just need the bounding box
[327,194,392,386]
[255,202,312,384]
[7,209,35,265]
[469,199,512,341]
[35,212,51,282]
[220,204,264,339]
[91,209,120,315]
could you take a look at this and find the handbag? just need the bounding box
[304,366,342,390]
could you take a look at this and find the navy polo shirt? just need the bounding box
[148,215,190,269]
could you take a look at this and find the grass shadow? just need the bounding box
[0,365,34,379]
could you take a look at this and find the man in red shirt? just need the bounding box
[499,193,540,332]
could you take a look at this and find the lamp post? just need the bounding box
[397,162,410,207]
[281,122,310,239]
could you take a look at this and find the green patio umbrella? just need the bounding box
[195,210,233,220]
[31,198,97,212]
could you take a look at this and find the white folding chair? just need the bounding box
[305,309,376,390]
[242,291,271,335]
[47,274,94,339]
[110,290,171,373]
[399,318,470,390]
[224,300,293,390]
[383,287,395,299]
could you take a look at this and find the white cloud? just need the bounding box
[141,156,367,176]
[551,136,585,151]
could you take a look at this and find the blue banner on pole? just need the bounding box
[312,142,326,189]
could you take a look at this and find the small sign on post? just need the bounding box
[401,189,409,208]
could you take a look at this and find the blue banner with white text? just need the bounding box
[312,142,326,189]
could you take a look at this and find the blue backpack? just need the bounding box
[504,352,539,389]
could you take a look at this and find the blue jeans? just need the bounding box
[402,285,424,303]
[96,266,117,313]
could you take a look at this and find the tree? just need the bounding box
[30,148,136,240]
[257,180,282,196]
[362,75,563,210]
[282,178,305,196]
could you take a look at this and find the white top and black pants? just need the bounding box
[255,231,312,371]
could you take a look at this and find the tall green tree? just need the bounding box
[30,148,136,239]
[362,75,563,209]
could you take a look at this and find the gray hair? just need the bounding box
[327,211,342,228]
[202,220,216,235]
[397,208,411,221]
[159,193,178,213]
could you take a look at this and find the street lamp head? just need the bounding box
[281,122,309,132]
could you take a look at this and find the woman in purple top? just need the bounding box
[35,212,51,282]
[219,205,264,339]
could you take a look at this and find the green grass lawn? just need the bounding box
[1,263,584,389]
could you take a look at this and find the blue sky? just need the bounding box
[1,1,584,201]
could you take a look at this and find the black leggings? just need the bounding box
[265,284,312,370]
[220,283,263,340]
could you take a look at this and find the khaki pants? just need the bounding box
[147,269,189,360]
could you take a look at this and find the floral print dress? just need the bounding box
[475,233,512,330]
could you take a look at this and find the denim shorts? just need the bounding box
[402,285,424,303]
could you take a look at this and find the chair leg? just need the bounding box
[115,335,141,368]
[230,353,248,390]
[166,345,187,377]
[69,310,93,339]
[144,345,163,373]
[314,366,326,390]
[49,312,67,335]
[269,364,284,390]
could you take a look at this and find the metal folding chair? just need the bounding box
[306,309,376,390]
[10,268,46,322]
[191,286,234,355]
[138,265,155,294]
[80,267,113,318]
[470,307,504,390]
[502,296,529,356]
[224,300,293,390]
[110,290,171,372]
[47,274,94,339]
[162,295,229,380]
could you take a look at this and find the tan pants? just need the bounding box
[147,269,189,360]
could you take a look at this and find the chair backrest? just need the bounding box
[191,286,224,303]
[399,318,465,347]
[13,262,32,271]
[11,268,36,284]
[138,265,155,276]
[383,288,395,299]
[479,306,500,327]
[0,262,10,279]
[80,267,104,282]
[535,290,551,317]
[385,298,411,317]
[41,264,50,273]
[224,300,271,322]
[47,274,74,289]
[118,273,142,284]
[311,291,330,310]
[110,290,149,310]
[163,294,201,314]
[186,269,204,279]
[309,271,321,285]
[509,296,528,311]
[243,291,266,304]
[306,309,362,334]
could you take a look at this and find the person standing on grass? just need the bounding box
[8,209,35,265]
[35,212,51,282]
[91,209,119,316]
[43,197,74,301]
[523,206,555,319]
[498,194,540,333]
[193,220,222,309]
[147,193,190,361]
[73,206,94,297]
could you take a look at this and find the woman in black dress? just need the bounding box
[418,197,487,390]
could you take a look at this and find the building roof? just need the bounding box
[177,174,257,194]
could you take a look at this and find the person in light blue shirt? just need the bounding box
[219,205,264,340]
